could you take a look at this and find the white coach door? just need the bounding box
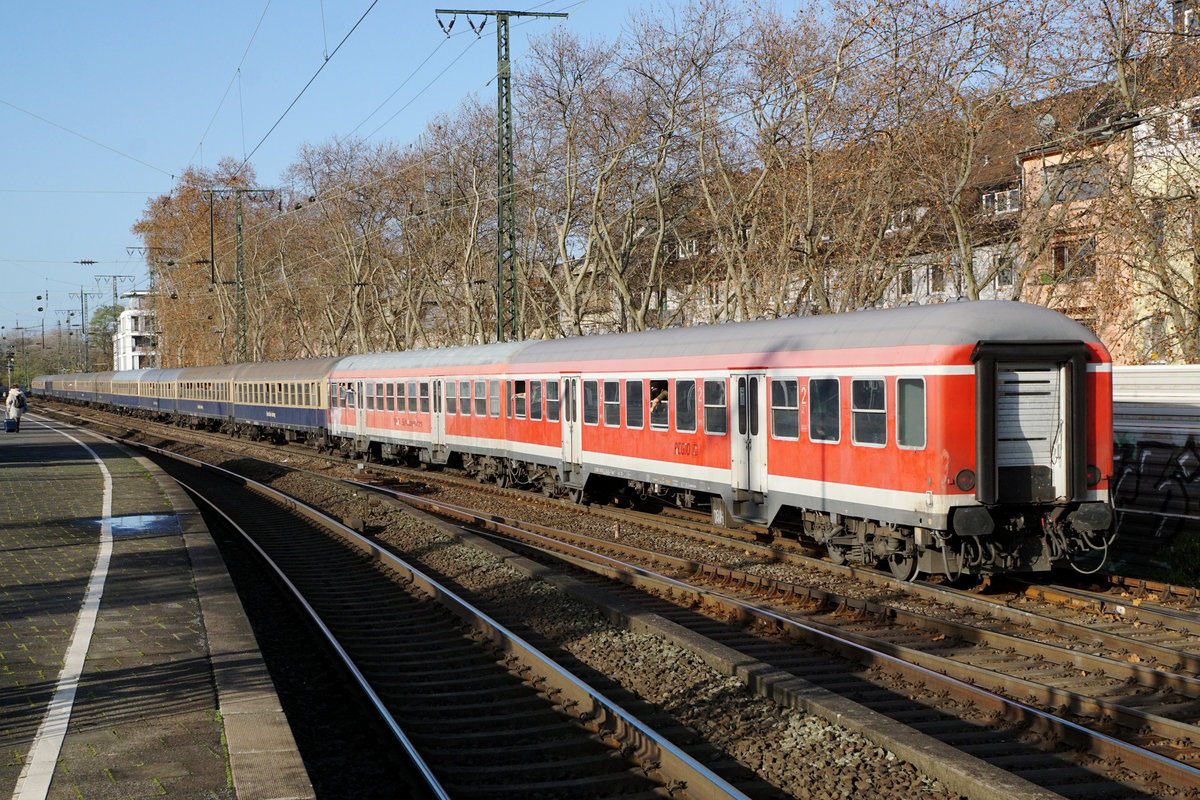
[996,363,1067,501]
[355,380,367,441]
[561,376,582,469]
[431,380,446,458]
[731,373,768,504]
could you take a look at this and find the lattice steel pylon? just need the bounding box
[436,8,567,342]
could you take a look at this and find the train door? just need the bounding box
[731,372,768,507]
[972,343,1088,506]
[431,379,447,462]
[561,376,582,473]
[355,380,367,441]
[995,363,1068,501]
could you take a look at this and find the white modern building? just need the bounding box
[112,290,157,370]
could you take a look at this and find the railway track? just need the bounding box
[342,476,1200,799]
[140,445,753,800]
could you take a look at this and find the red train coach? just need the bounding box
[328,300,1113,580]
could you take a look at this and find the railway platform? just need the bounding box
[0,415,314,800]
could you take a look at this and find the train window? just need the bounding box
[897,378,926,449]
[420,383,430,413]
[489,380,501,417]
[851,378,887,446]
[459,380,471,416]
[649,380,669,430]
[546,381,560,422]
[366,383,375,411]
[771,379,800,440]
[384,382,394,412]
[514,380,527,419]
[675,380,697,433]
[602,381,621,426]
[445,380,456,415]
[704,380,728,435]
[407,381,418,413]
[474,380,487,416]
[583,380,600,425]
[809,378,840,443]
[304,383,312,407]
[626,380,643,429]
[529,381,542,420]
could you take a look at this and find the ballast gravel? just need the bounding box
[245,468,963,800]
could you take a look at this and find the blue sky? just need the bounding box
[0,0,649,332]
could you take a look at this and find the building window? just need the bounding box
[981,187,1021,215]
[1052,240,1096,281]
[929,263,945,293]
[1041,161,1108,205]
[996,252,1017,287]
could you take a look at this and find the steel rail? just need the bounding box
[132,440,752,800]
[364,478,1200,795]
[178,481,452,800]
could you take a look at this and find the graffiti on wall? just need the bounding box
[1112,433,1200,548]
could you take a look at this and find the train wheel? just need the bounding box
[827,545,849,566]
[886,553,917,581]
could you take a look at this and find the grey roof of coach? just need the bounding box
[332,341,532,373]
[507,301,1102,366]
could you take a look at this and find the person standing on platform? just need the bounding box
[6,384,26,432]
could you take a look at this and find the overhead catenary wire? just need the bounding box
[186,0,274,170]
[234,0,381,178]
